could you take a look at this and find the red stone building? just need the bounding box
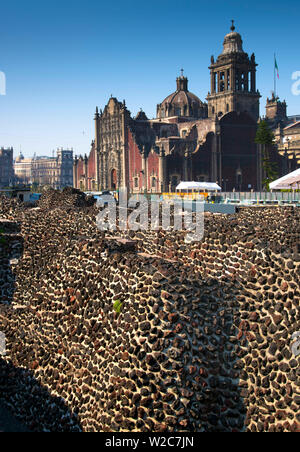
[74,23,296,193]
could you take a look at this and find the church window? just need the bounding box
[236,169,242,189]
[134,177,139,188]
[175,107,181,116]
[220,72,225,92]
[171,175,178,187]
[227,70,230,90]
[240,72,249,92]
[161,109,165,118]
[151,177,156,189]
[235,70,240,91]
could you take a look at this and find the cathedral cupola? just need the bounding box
[222,20,244,55]
[157,70,208,120]
[176,69,188,91]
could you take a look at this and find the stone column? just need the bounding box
[159,146,166,193]
[84,154,88,190]
[120,110,128,191]
[104,148,108,190]
[117,148,122,189]
[100,148,104,190]
[217,133,222,186]
[145,150,149,193]
[73,157,78,189]
[141,146,147,192]
[230,67,235,92]
[94,108,100,190]
[251,69,256,93]
[184,147,191,181]
[119,143,126,190]
[211,71,215,94]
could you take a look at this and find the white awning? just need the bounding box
[176,181,221,191]
[269,168,300,190]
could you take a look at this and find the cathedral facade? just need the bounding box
[73,23,298,193]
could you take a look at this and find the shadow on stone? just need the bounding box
[0,358,82,432]
[0,219,23,305]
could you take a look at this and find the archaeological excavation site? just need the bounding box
[0,188,299,432]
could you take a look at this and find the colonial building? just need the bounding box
[74,22,298,193]
[14,153,34,185]
[0,147,14,187]
[15,148,73,188]
[264,93,300,168]
[276,120,300,167]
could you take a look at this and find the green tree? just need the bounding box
[255,120,278,190]
[255,120,275,147]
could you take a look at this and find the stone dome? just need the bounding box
[222,21,244,55]
[15,152,24,163]
[157,74,208,120]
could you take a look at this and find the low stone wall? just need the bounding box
[0,190,299,432]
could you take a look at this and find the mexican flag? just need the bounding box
[275,56,279,79]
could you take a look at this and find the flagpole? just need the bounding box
[274,53,276,97]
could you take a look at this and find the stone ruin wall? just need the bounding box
[0,190,299,432]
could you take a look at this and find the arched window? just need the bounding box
[181,129,187,138]
[220,72,225,92]
[236,168,242,190]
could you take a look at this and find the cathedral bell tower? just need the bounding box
[207,21,260,121]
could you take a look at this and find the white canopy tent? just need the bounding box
[176,181,221,191]
[269,168,300,190]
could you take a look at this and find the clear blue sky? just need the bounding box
[0,0,299,158]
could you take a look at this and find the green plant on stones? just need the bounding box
[113,300,123,315]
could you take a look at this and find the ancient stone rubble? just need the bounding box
[0,189,299,432]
